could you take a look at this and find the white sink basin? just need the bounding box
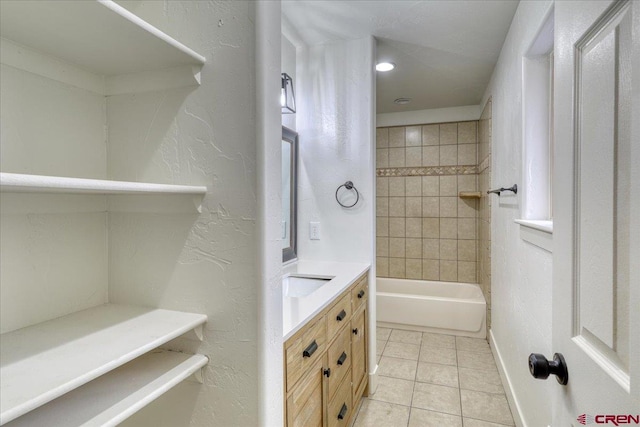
[283,275,334,298]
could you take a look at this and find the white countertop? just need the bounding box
[283,260,370,340]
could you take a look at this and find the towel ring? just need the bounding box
[335,181,360,208]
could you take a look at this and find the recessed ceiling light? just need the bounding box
[394,97,411,105]
[376,62,395,72]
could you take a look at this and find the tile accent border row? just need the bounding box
[377,165,478,177]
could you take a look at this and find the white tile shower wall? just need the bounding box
[480,1,554,425]
[296,37,375,264]
[376,121,479,283]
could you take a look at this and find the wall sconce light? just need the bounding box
[281,73,296,114]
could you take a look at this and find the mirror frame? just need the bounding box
[282,126,298,262]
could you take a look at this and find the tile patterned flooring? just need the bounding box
[353,327,515,427]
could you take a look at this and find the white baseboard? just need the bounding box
[368,364,379,395]
[489,329,526,427]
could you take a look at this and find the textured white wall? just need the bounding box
[296,37,375,264]
[106,1,264,426]
[0,61,108,333]
[376,105,481,128]
[257,2,285,425]
[480,2,554,426]
[1,1,278,425]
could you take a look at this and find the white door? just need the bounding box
[553,0,640,424]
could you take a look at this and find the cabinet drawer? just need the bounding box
[287,356,325,427]
[351,275,368,313]
[327,293,351,340]
[326,324,350,401]
[327,368,353,427]
[285,315,327,392]
[351,307,367,399]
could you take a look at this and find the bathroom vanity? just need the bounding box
[283,262,369,427]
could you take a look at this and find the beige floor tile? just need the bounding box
[412,382,461,415]
[383,341,420,360]
[422,332,456,349]
[389,329,423,345]
[369,376,415,406]
[409,408,462,427]
[377,327,392,341]
[378,356,418,381]
[376,339,387,356]
[419,346,457,366]
[463,418,514,427]
[456,336,491,353]
[461,390,514,425]
[354,399,410,427]
[458,367,504,394]
[416,362,459,388]
[457,350,497,371]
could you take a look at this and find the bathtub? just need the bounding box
[377,278,486,338]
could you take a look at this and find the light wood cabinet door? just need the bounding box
[351,307,367,401]
[285,315,327,392]
[327,369,352,427]
[326,293,351,340]
[326,324,350,401]
[286,356,326,427]
[351,276,367,313]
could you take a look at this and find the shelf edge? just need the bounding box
[0,304,208,425]
[0,173,207,196]
[98,0,206,66]
[458,191,482,199]
[4,351,208,427]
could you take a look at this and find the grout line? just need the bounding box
[456,335,465,426]
[368,329,513,425]
[407,328,418,427]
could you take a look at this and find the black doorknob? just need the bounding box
[528,353,568,385]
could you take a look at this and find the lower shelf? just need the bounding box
[0,304,207,424]
[6,350,208,427]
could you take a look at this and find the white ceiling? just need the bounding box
[282,0,519,113]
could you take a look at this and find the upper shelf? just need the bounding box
[0,304,207,425]
[0,0,205,76]
[0,173,207,196]
[0,1,205,95]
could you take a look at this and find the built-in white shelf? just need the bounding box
[0,173,207,196]
[5,350,208,427]
[458,191,482,199]
[0,0,206,95]
[0,304,207,425]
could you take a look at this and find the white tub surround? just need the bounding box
[283,261,370,340]
[377,278,487,338]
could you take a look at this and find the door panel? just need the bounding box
[575,0,632,376]
[554,0,639,424]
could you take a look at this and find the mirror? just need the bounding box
[282,126,298,262]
